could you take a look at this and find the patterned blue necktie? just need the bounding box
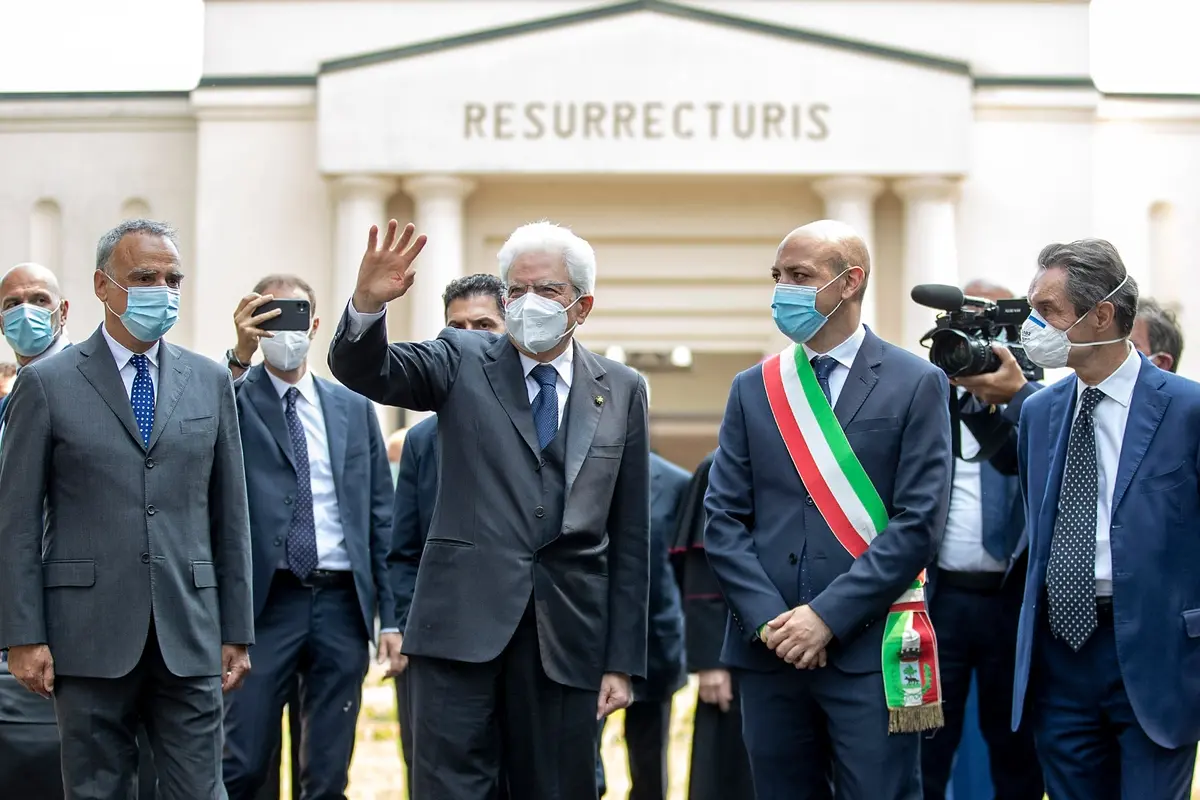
[530,364,559,450]
[811,355,838,406]
[283,387,319,579]
[129,354,155,447]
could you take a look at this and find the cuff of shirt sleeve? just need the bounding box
[345,300,386,341]
[379,628,400,634]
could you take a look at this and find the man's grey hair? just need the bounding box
[497,220,596,296]
[1036,239,1138,336]
[1137,296,1184,372]
[95,219,179,275]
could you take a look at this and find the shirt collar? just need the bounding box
[100,323,159,370]
[267,368,319,406]
[1075,342,1140,408]
[802,324,867,370]
[518,340,575,387]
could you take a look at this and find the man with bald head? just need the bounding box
[705,220,953,799]
[0,263,71,436]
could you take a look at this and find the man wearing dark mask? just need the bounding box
[0,219,254,799]
[705,220,952,800]
[221,275,399,800]
[328,219,651,800]
[1010,241,1200,800]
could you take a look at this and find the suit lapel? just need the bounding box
[315,377,349,497]
[146,342,192,453]
[564,343,609,500]
[482,336,540,458]
[246,365,297,470]
[833,327,882,428]
[1037,380,1076,560]
[1112,359,1169,513]
[75,326,144,449]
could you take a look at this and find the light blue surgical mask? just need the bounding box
[771,269,851,344]
[103,273,180,343]
[2,302,59,357]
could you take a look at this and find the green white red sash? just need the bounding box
[763,343,943,733]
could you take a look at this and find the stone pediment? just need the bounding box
[317,0,972,175]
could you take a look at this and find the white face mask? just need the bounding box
[260,329,312,372]
[1020,275,1128,369]
[505,292,581,355]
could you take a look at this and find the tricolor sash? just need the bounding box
[763,344,943,733]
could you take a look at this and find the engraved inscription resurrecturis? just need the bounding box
[463,101,830,141]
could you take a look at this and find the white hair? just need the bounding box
[496,220,596,296]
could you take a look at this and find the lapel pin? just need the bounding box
[594,395,605,407]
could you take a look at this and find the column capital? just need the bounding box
[402,174,476,202]
[811,175,885,203]
[893,176,961,203]
[330,173,398,200]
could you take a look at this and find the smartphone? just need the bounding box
[259,298,311,332]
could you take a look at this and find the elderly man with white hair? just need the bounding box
[704,219,953,799]
[328,219,651,799]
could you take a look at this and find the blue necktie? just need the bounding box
[284,387,319,579]
[129,354,155,447]
[811,355,838,406]
[530,364,559,450]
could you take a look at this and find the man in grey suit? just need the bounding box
[0,219,255,799]
[328,219,651,800]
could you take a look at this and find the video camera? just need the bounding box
[911,284,1044,382]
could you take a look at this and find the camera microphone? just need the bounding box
[910,284,966,312]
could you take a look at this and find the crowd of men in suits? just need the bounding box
[0,213,1196,800]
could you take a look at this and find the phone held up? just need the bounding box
[258,298,311,332]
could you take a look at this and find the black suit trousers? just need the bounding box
[408,600,598,800]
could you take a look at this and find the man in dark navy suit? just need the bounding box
[220,274,400,800]
[598,442,689,800]
[389,273,507,797]
[705,220,952,800]
[1011,241,1200,800]
[921,280,1043,800]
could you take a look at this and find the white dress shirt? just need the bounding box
[801,323,866,407]
[102,324,160,400]
[344,300,574,425]
[267,370,351,571]
[938,388,1009,573]
[1070,343,1140,596]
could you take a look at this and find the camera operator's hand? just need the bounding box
[951,344,1027,406]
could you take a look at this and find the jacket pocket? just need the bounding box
[588,443,624,459]
[192,561,218,588]
[425,538,474,549]
[42,559,95,588]
[845,416,900,434]
[1140,463,1189,493]
[180,416,216,436]
[1182,608,1200,638]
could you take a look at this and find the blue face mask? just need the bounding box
[2,302,59,357]
[771,269,850,344]
[104,274,180,343]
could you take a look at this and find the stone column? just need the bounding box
[811,176,885,328]
[331,174,398,432]
[401,175,475,426]
[894,176,961,350]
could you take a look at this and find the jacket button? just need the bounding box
[140,553,150,564]
[535,506,545,518]
[285,496,293,505]
[805,496,815,507]
[789,553,798,565]
[145,458,155,469]
[146,505,156,515]
[273,537,283,547]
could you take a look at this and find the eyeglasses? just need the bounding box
[505,281,571,300]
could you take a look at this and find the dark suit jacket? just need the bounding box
[639,453,689,700]
[329,316,651,690]
[234,364,395,636]
[1012,356,1200,749]
[705,329,953,673]
[390,414,438,630]
[0,325,254,678]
